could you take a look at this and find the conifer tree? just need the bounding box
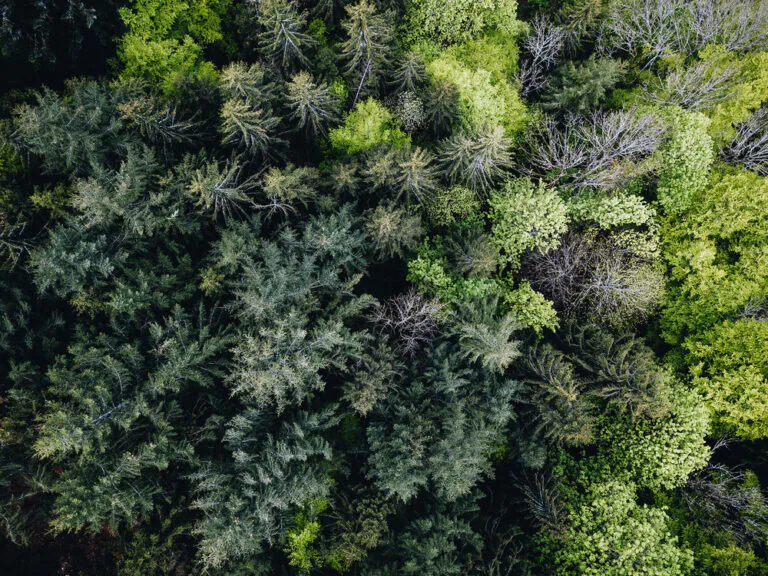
[257,0,315,69]
[438,126,513,192]
[286,72,340,137]
[340,0,393,100]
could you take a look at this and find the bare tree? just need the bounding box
[522,116,588,181]
[476,496,526,576]
[575,247,664,325]
[639,60,739,111]
[602,0,768,67]
[524,231,593,314]
[581,108,666,160]
[722,108,768,175]
[683,463,768,545]
[601,0,683,67]
[739,297,768,319]
[689,0,768,53]
[524,232,664,326]
[576,109,665,187]
[523,109,665,189]
[372,291,442,357]
[517,15,566,97]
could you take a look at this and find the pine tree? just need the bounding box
[367,342,519,502]
[286,72,340,137]
[396,146,437,205]
[340,0,393,101]
[188,157,257,221]
[540,57,624,114]
[220,98,283,158]
[451,296,523,375]
[227,208,373,412]
[426,81,461,137]
[118,95,199,150]
[526,342,595,446]
[219,61,279,103]
[257,0,315,69]
[438,126,513,192]
[14,82,124,175]
[34,306,230,533]
[192,408,340,570]
[391,51,426,93]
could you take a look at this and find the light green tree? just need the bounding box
[556,479,694,576]
[687,319,768,440]
[404,0,523,45]
[489,177,569,268]
[601,386,711,491]
[657,108,715,214]
[118,0,230,93]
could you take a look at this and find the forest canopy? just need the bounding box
[2,0,768,574]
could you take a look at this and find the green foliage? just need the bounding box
[118,508,189,576]
[701,47,768,142]
[365,203,424,259]
[698,545,765,576]
[7,3,768,574]
[556,479,694,575]
[396,501,483,575]
[601,386,711,491]
[392,51,427,93]
[425,79,462,137]
[118,0,230,93]
[72,145,164,236]
[426,185,480,226]
[367,342,519,502]
[489,177,569,268]
[404,0,524,45]
[284,499,327,571]
[407,240,458,301]
[525,325,676,447]
[501,279,559,334]
[407,238,500,304]
[330,99,410,154]
[657,108,715,214]
[541,57,624,113]
[426,40,527,134]
[325,492,393,571]
[687,319,768,440]
[661,169,768,345]
[219,98,282,158]
[568,189,657,230]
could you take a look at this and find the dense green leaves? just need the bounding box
[4,0,768,573]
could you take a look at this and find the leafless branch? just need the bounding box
[722,108,768,175]
[639,60,739,111]
[517,16,566,97]
[522,109,665,189]
[371,290,442,357]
